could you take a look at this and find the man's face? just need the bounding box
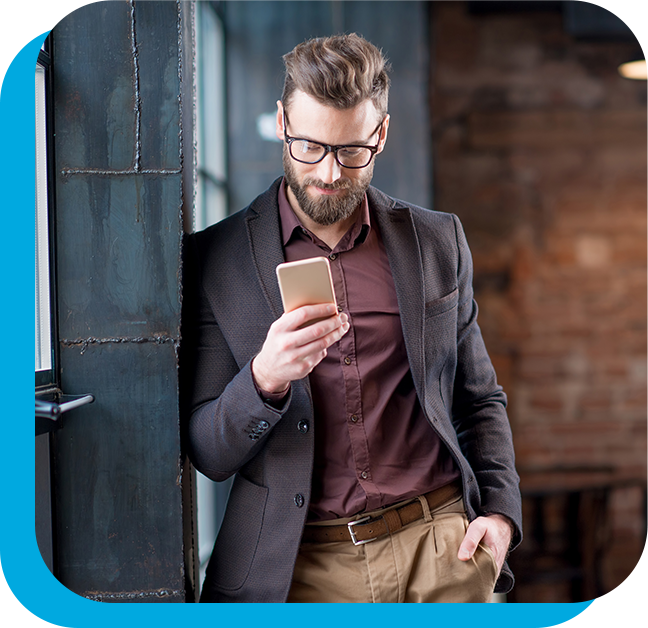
[277,91,389,226]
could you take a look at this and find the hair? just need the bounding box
[281,33,390,120]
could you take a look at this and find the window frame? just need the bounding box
[35,37,60,394]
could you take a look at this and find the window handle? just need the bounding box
[36,394,95,435]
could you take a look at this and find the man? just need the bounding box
[181,33,521,603]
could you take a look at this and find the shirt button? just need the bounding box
[297,420,309,433]
[344,356,352,365]
[350,414,358,423]
[294,493,305,508]
[337,305,343,312]
[329,253,337,260]
[360,471,369,480]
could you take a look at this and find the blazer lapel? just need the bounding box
[245,178,315,409]
[370,188,426,394]
[245,180,286,320]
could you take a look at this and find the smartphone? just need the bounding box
[276,257,337,327]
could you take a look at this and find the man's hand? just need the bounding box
[457,514,513,575]
[252,303,350,393]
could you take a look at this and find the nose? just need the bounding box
[314,151,342,184]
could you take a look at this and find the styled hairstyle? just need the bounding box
[281,33,390,120]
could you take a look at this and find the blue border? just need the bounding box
[0,29,594,628]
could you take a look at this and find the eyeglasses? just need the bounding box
[283,110,384,169]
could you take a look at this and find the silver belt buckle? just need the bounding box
[347,516,377,546]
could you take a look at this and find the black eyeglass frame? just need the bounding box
[282,110,385,169]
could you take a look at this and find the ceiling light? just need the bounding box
[618,60,647,80]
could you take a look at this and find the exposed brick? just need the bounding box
[431,1,646,600]
[467,110,646,150]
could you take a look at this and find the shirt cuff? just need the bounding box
[256,382,290,406]
[251,358,291,407]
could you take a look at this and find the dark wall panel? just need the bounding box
[53,2,136,171]
[137,1,183,171]
[50,1,192,602]
[55,174,182,340]
[54,343,184,600]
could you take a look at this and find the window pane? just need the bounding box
[35,63,52,372]
[195,176,228,232]
[197,3,227,180]
[203,178,227,228]
[195,3,228,231]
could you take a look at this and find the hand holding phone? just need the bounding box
[251,257,348,394]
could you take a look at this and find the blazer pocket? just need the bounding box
[206,474,268,591]
[425,287,459,319]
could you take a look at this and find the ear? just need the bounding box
[376,114,390,155]
[275,100,285,142]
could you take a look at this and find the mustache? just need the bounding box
[303,178,351,191]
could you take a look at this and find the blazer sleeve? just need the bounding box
[179,232,291,482]
[450,214,522,549]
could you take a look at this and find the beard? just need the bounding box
[283,146,374,226]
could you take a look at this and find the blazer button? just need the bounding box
[297,420,309,433]
[259,421,269,430]
[294,493,305,508]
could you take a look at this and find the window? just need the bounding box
[35,41,57,391]
[195,1,228,230]
[193,1,233,591]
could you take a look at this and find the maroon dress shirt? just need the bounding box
[276,180,459,521]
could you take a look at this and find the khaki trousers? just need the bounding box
[287,494,499,603]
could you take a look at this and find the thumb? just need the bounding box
[458,519,486,561]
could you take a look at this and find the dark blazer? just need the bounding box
[180,178,522,603]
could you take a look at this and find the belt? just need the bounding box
[301,480,462,546]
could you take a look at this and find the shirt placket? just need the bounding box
[329,249,380,511]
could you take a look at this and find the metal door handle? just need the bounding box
[36,394,95,435]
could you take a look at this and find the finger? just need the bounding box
[313,316,350,347]
[291,325,347,367]
[305,348,328,371]
[458,519,487,561]
[290,314,346,348]
[318,319,350,347]
[282,303,338,331]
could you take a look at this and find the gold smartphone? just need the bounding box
[276,257,337,326]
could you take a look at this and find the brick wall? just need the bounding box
[430,1,646,601]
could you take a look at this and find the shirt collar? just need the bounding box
[278,177,371,249]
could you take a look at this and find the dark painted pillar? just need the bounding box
[50,1,196,602]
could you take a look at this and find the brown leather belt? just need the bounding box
[301,480,462,546]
